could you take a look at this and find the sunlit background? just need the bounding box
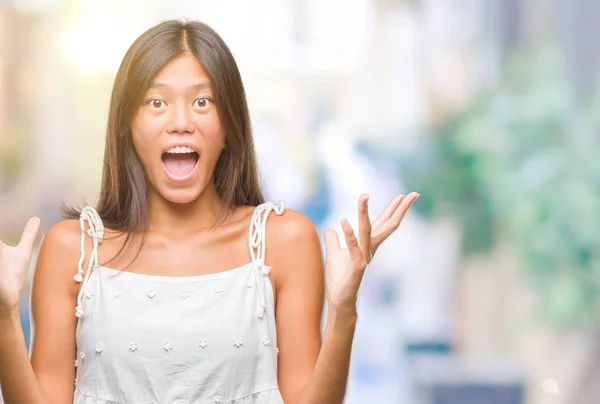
[1,0,599,403]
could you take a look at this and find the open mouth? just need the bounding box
[161,146,199,181]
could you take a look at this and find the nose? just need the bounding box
[167,102,195,134]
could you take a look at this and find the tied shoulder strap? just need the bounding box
[74,206,104,317]
[248,201,284,318]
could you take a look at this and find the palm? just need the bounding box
[0,217,40,312]
[324,193,418,312]
[325,244,355,310]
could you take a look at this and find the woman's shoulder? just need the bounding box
[263,205,322,262]
[38,219,85,274]
[261,204,324,294]
[42,219,82,252]
[33,219,85,298]
[260,203,318,243]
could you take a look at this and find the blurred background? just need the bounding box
[1,0,599,403]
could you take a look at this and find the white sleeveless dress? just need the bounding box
[72,202,285,404]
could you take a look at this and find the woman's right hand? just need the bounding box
[0,217,40,315]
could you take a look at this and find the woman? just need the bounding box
[0,20,418,403]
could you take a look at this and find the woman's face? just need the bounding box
[131,52,225,205]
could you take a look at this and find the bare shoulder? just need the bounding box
[42,219,81,249]
[35,219,83,290]
[31,217,82,309]
[264,207,324,292]
[40,219,82,263]
[265,208,320,246]
[31,218,83,310]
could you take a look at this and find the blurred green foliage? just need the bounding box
[403,50,600,328]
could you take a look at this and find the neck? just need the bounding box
[147,184,229,238]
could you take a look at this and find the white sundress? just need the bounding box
[72,202,286,404]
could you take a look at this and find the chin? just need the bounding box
[160,186,205,205]
[148,171,211,205]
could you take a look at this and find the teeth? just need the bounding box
[166,146,195,154]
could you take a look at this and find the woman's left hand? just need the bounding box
[323,192,419,313]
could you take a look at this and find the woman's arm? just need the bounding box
[0,220,82,404]
[294,306,358,404]
[270,193,418,403]
[0,309,50,404]
[267,210,324,402]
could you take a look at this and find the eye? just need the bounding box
[147,98,166,108]
[193,97,212,109]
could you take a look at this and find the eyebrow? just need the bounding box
[149,81,212,91]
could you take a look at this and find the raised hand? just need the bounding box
[0,217,40,314]
[323,193,418,313]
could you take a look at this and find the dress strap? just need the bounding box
[248,201,285,263]
[74,206,104,318]
[248,201,284,318]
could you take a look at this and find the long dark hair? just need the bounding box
[64,20,264,261]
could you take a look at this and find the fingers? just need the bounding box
[372,194,405,229]
[18,217,41,250]
[389,192,419,226]
[323,229,341,254]
[357,194,371,261]
[372,192,419,248]
[341,218,364,266]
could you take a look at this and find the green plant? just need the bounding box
[402,50,600,328]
